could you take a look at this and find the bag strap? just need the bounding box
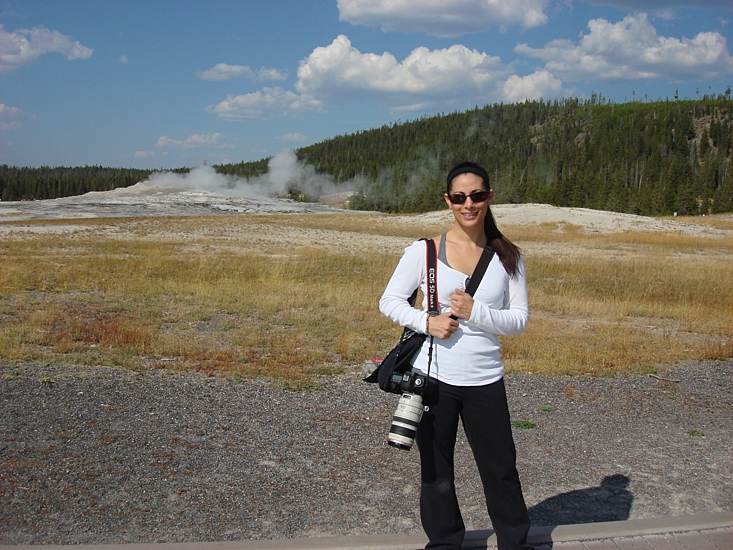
[450,245,495,320]
[466,245,495,294]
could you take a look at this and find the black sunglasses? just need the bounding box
[447,190,490,204]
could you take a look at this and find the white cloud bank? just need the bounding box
[516,14,733,81]
[295,35,508,103]
[206,12,733,122]
[0,24,92,74]
[337,0,549,36]
[206,87,321,120]
[198,63,287,82]
[208,35,517,118]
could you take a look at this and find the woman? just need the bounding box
[379,161,532,550]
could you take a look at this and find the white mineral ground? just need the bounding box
[1,180,731,241]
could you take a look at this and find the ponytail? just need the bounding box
[483,206,521,278]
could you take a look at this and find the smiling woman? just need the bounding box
[378,161,533,550]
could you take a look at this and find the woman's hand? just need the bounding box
[427,312,459,339]
[450,288,474,320]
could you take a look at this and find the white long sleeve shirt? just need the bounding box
[379,239,529,386]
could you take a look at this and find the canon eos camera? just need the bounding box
[387,369,437,451]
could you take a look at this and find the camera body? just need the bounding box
[388,368,437,396]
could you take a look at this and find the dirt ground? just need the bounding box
[1,360,731,545]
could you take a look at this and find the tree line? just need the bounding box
[0,165,155,202]
[3,90,732,215]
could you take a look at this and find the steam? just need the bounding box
[145,148,360,201]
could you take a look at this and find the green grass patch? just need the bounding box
[512,420,536,429]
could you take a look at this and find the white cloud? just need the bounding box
[337,0,549,36]
[198,62,287,81]
[155,133,229,149]
[119,55,128,64]
[0,103,30,130]
[0,24,93,74]
[199,63,254,81]
[256,67,288,81]
[502,70,571,102]
[134,150,168,158]
[515,14,733,81]
[277,133,309,142]
[206,87,322,120]
[653,10,677,21]
[295,34,510,112]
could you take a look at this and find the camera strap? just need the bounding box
[424,238,438,381]
[404,238,438,310]
[425,238,439,315]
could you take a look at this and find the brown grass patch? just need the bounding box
[1,212,731,386]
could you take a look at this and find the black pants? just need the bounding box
[417,379,531,550]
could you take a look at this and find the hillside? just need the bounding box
[224,93,733,216]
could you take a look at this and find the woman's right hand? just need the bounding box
[427,312,459,339]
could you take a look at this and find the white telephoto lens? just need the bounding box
[388,393,424,450]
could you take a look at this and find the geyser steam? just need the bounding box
[145,148,357,201]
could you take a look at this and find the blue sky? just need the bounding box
[1,0,732,169]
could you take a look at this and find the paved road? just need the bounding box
[1,512,731,549]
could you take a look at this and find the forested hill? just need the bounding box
[226,94,733,216]
[4,93,733,215]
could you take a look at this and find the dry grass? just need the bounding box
[504,224,733,376]
[1,212,731,387]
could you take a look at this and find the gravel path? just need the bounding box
[1,360,731,545]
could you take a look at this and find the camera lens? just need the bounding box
[388,393,424,451]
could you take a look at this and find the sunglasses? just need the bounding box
[447,190,490,204]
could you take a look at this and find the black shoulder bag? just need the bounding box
[365,239,495,393]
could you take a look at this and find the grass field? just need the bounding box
[1,211,731,389]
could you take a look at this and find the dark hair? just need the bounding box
[446,161,521,277]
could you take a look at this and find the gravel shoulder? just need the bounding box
[1,360,731,545]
